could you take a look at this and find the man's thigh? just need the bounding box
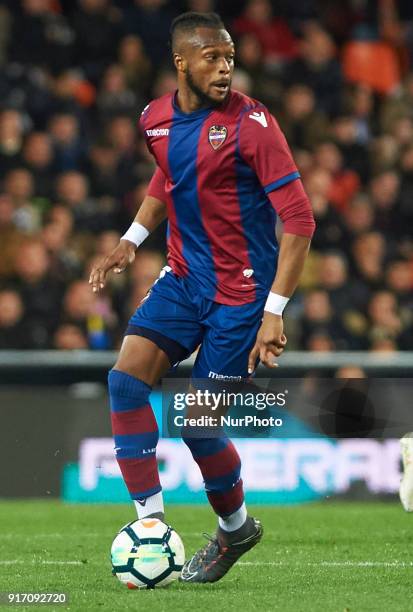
[114,335,171,387]
[127,268,203,367]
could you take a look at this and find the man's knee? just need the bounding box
[113,335,170,386]
[108,369,152,411]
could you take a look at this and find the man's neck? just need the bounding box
[176,87,210,114]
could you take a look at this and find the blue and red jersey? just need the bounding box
[140,89,301,306]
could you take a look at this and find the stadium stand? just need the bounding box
[0,0,412,352]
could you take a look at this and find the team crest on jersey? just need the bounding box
[208,125,227,150]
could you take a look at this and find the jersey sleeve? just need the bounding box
[238,106,300,193]
[147,166,166,202]
[138,103,154,155]
[268,179,315,238]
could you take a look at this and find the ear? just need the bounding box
[173,53,187,73]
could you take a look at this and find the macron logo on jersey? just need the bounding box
[248,111,268,128]
[146,128,169,137]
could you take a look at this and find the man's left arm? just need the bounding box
[247,178,315,373]
[238,107,315,372]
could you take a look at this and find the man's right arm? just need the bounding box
[89,188,167,293]
[134,195,167,233]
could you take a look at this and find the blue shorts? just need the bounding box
[127,268,266,378]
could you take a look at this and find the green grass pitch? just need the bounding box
[0,501,412,611]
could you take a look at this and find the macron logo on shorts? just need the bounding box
[208,371,242,381]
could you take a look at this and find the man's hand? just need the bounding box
[89,240,136,293]
[248,312,287,374]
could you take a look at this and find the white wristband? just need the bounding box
[120,222,149,248]
[264,292,289,316]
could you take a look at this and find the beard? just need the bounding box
[186,68,230,108]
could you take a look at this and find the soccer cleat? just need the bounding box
[400,433,413,511]
[180,516,263,583]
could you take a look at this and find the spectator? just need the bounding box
[318,251,368,348]
[105,115,139,191]
[49,113,87,173]
[385,259,413,309]
[8,0,75,73]
[318,252,351,313]
[343,193,375,238]
[47,204,74,235]
[41,214,81,281]
[97,63,139,121]
[303,167,346,252]
[306,332,335,352]
[389,115,413,147]
[279,85,329,150]
[369,170,401,240]
[0,109,24,179]
[117,35,152,94]
[0,289,28,349]
[331,115,370,183]
[62,279,118,349]
[351,231,387,308]
[87,142,121,199]
[283,23,342,116]
[233,0,299,65]
[12,238,64,347]
[152,70,178,99]
[314,141,360,212]
[55,171,116,233]
[121,0,177,67]
[381,74,413,134]
[367,290,412,349]
[21,132,54,198]
[345,84,376,145]
[235,34,281,106]
[370,134,399,174]
[48,70,88,126]
[4,167,41,232]
[71,0,122,83]
[398,145,413,238]
[300,289,353,350]
[0,194,25,280]
[53,323,89,350]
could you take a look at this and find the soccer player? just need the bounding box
[90,12,315,583]
[400,433,413,511]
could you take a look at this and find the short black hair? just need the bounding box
[170,12,225,50]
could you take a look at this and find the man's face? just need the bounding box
[175,27,235,106]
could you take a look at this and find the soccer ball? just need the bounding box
[111,518,185,589]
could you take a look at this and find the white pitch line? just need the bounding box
[1,533,102,539]
[1,532,203,539]
[1,560,412,568]
[0,561,83,565]
[238,561,413,568]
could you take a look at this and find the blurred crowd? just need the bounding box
[0,0,412,352]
